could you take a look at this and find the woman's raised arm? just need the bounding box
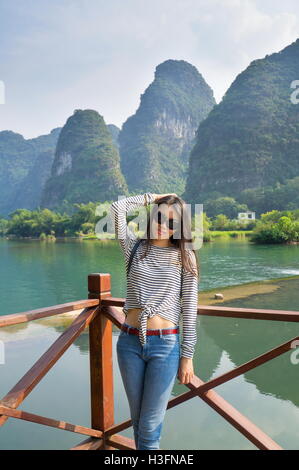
[109,193,156,263]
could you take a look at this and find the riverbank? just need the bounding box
[1,230,253,241]
[200,274,299,305]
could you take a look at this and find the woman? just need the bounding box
[109,192,199,450]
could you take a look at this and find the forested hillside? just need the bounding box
[184,38,299,209]
[119,59,216,194]
[40,109,128,211]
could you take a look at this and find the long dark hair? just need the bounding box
[139,194,199,278]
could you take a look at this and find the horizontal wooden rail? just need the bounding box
[2,296,298,330]
[0,405,103,438]
[197,305,299,322]
[0,299,99,328]
[100,297,299,322]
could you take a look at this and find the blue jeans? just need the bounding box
[116,322,180,450]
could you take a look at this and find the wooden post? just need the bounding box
[88,273,114,449]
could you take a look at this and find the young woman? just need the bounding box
[109,192,199,450]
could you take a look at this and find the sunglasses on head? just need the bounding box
[153,211,180,231]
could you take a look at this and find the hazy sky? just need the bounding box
[0,0,299,139]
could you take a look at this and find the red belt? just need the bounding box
[120,324,179,336]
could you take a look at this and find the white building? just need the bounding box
[237,211,255,222]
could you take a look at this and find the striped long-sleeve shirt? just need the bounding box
[109,192,199,359]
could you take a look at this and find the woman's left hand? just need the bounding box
[178,357,194,384]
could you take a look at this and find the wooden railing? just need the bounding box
[0,272,298,450]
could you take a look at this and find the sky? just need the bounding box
[0,0,299,139]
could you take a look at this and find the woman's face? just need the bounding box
[151,203,181,239]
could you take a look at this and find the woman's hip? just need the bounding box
[117,324,181,361]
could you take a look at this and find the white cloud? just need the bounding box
[0,0,298,138]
